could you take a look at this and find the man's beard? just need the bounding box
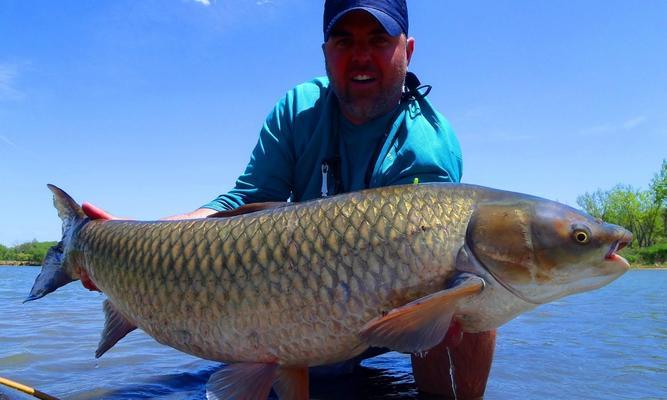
[326,61,406,124]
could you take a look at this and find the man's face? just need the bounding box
[324,11,415,125]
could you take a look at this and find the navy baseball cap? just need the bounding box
[323,0,409,41]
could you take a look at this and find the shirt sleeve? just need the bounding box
[201,95,296,211]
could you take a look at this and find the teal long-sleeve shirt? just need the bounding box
[202,77,463,211]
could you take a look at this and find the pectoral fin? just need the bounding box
[206,362,278,400]
[360,274,484,353]
[96,300,137,358]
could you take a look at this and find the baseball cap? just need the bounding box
[323,0,409,41]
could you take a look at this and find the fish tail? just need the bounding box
[24,184,86,303]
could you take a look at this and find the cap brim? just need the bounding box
[325,7,402,41]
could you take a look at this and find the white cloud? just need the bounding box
[187,0,276,8]
[581,123,614,135]
[581,115,648,136]
[0,135,16,148]
[623,115,648,130]
[0,62,23,101]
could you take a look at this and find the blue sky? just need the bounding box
[1,0,665,246]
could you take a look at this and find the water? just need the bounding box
[1,266,665,399]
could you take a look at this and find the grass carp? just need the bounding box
[26,183,631,399]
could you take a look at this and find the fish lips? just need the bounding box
[604,230,633,266]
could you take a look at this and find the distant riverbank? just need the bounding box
[0,260,40,266]
[634,264,667,270]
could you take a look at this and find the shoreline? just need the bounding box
[0,261,41,266]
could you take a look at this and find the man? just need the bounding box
[84,0,496,398]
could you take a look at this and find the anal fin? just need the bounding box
[274,366,309,400]
[360,274,484,353]
[206,362,278,400]
[96,300,137,358]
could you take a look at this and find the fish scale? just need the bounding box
[65,185,474,365]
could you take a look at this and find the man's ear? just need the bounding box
[406,37,415,65]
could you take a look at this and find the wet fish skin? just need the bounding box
[74,184,479,365]
[26,182,631,399]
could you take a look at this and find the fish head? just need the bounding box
[466,197,632,304]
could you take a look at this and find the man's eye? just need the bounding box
[335,38,353,48]
[371,36,390,46]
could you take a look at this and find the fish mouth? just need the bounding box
[604,233,632,267]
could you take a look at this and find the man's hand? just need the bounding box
[161,208,218,220]
[82,202,119,220]
[81,203,216,221]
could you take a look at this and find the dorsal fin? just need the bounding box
[207,202,290,218]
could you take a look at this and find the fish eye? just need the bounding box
[573,229,591,244]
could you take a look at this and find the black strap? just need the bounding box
[323,104,343,196]
[402,71,432,101]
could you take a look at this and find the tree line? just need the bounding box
[0,240,57,264]
[577,159,666,265]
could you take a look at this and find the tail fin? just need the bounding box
[25,184,86,302]
[48,184,86,238]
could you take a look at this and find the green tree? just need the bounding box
[14,239,56,262]
[604,186,640,235]
[650,159,667,237]
[0,240,58,263]
[577,160,666,248]
[575,189,610,220]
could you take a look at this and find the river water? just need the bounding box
[1,266,665,399]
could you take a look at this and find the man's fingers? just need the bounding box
[82,202,117,220]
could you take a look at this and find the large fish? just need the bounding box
[26,183,631,399]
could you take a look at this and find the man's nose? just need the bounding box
[351,43,372,64]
